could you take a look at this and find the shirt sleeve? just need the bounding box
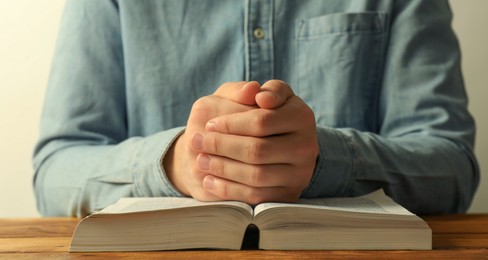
[33,0,184,217]
[301,0,479,215]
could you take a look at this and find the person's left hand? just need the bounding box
[191,80,319,205]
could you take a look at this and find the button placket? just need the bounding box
[246,0,274,83]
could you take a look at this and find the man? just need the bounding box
[34,0,479,217]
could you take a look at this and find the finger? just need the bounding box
[184,170,223,202]
[187,186,223,203]
[197,153,293,187]
[202,175,300,205]
[205,96,315,137]
[256,80,295,109]
[206,109,292,137]
[186,94,257,135]
[213,81,261,106]
[192,132,313,165]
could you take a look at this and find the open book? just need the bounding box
[69,190,431,252]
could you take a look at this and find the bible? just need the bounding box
[69,189,431,252]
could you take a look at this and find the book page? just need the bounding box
[98,197,253,215]
[361,189,413,215]
[254,189,413,216]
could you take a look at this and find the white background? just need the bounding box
[0,1,486,217]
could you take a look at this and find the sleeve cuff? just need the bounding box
[132,127,186,197]
[301,127,356,198]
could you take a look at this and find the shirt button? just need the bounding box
[253,28,265,40]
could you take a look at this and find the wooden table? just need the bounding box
[1,215,487,259]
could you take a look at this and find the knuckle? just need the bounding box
[212,181,230,200]
[191,97,208,111]
[214,82,231,95]
[245,139,264,163]
[205,133,220,154]
[220,119,231,134]
[214,159,230,181]
[246,189,264,205]
[220,182,229,199]
[190,97,213,119]
[252,110,272,135]
[213,158,225,177]
[214,81,243,96]
[249,166,266,186]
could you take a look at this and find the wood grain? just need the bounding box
[2,249,488,259]
[424,214,488,250]
[424,214,488,233]
[0,218,76,238]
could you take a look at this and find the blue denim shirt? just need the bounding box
[34,0,479,217]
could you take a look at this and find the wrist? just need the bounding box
[163,132,190,196]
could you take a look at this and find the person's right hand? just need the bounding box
[164,81,261,200]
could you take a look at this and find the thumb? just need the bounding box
[213,81,261,106]
[256,80,295,109]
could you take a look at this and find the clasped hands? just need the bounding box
[165,80,319,205]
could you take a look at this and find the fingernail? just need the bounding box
[206,121,216,132]
[203,176,214,190]
[198,154,210,170]
[192,133,203,151]
[264,91,280,102]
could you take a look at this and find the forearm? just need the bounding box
[303,126,478,215]
[33,128,184,217]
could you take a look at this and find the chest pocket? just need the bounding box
[295,12,387,131]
